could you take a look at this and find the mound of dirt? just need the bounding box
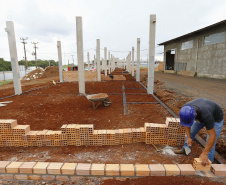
[41,66,59,78]
[23,67,44,80]
[23,66,59,81]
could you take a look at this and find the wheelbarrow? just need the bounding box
[86,93,111,109]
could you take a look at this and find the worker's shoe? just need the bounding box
[174,148,186,154]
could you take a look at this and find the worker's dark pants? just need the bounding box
[183,118,224,162]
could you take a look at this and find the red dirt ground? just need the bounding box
[0,68,225,184]
[102,176,225,185]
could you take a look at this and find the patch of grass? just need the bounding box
[0,80,12,86]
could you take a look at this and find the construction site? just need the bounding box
[1,1,226,184]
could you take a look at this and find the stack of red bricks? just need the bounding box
[145,117,185,146]
[0,117,185,148]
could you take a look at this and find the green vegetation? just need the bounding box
[18,59,58,69]
[0,58,59,71]
[0,80,12,86]
[0,58,12,71]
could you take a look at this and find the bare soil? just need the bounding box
[0,68,225,184]
[102,176,225,185]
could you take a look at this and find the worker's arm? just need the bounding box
[185,127,192,146]
[199,127,216,165]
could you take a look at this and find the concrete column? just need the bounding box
[136,38,140,82]
[57,41,63,82]
[5,21,22,95]
[108,51,110,74]
[132,47,134,77]
[147,14,156,94]
[104,47,107,76]
[129,52,132,73]
[96,39,101,81]
[76,16,85,94]
[87,52,90,71]
[94,55,96,68]
[110,54,113,73]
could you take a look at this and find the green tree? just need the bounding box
[0,58,11,71]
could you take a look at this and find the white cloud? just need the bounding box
[0,0,225,65]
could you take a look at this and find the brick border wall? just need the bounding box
[0,117,185,148]
[0,159,225,183]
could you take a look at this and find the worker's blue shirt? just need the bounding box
[186,98,223,130]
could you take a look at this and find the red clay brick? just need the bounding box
[1,174,14,180]
[211,164,226,176]
[19,162,36,174]
[177,164,195,175]
[76,163,91,176]
[56,175,70,181]
[149,164,165,176]
[0,161,11,173]
[28,175,42,180]
[15,174,28,180]
[42,175,55,181]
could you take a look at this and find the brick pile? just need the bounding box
[0,117,185,148]
[145,117,186,146]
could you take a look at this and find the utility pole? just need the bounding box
[20,37,28,73]
[31,41,38,68]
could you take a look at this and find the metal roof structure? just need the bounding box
[158,19,226,45]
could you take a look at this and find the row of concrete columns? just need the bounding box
[5,14,156,95]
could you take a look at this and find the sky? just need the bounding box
[0,0,226,65]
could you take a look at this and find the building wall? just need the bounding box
[163,24,226,79]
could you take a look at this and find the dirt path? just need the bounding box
[154,71,226,108]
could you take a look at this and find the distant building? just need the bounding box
[159,20,226,79]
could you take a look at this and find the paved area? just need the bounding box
[154,72,226,108]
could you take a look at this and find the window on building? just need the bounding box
[181,40,193,50]
[204,32,225,45]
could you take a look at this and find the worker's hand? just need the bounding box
[187,137,192,146]
[199,153,209,166]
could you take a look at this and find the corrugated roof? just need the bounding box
[158,19,226,45]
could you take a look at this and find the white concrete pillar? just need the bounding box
[147,14,156,94]
[123,59,125,69]
[94,55,96,68]
[57,41,63,82]
[76,16,85,94]
[110,54,113,73]
[132,46,134,77]
[104,47,107,76]
[5,21,22,95]
[96,39,101,81]
[129,52,132,73]
[108,51,110,74]
[87,52,90,71]
[136,38,140,82]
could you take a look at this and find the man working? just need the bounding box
[174,98,224,165]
